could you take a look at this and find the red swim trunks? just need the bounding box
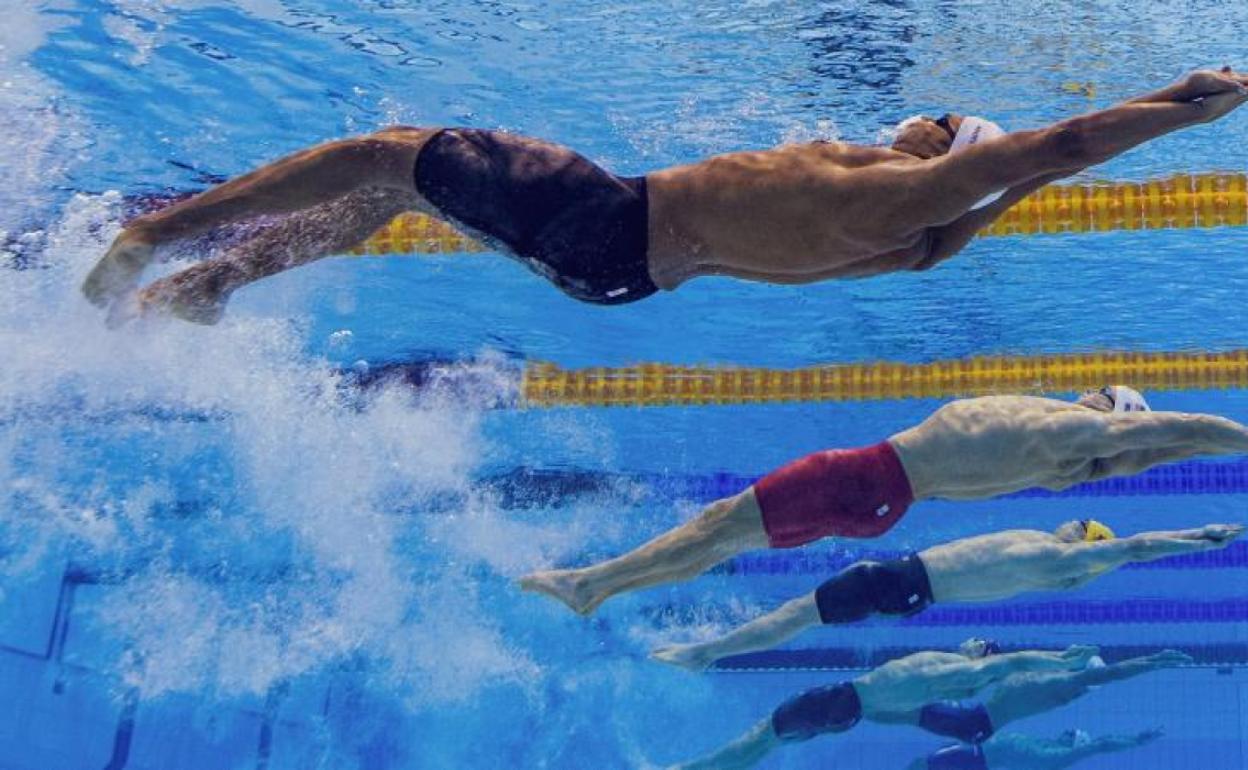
[754,441,914,548]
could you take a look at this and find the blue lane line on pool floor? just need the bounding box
[476,460,1248,508]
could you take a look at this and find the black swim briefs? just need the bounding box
[918,701,995,744]
[771,682,863,741]
[815,552,934,624]
[413,128,657,305]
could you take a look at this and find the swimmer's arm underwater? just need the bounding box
[1068,411,1248,457]
[967,645,1097,680]
[906,69,1248,271]
[915,172,1066,271]
[1054,524,1243,574]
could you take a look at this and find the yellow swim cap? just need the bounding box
[1082,519,1116,542]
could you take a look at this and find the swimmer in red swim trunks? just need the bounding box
[519,386,1248,614]
[81,69,1248,323]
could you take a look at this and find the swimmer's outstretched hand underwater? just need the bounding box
[520,389,1248,615]
[82,69,1248,324]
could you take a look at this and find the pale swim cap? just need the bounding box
[1083,656,1107,691]
[1105,385,1151,413]
[1082,519,1116,542]
[950,116,1007,209]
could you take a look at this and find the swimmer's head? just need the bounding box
[891,113,961,159]
[1077,385,1151,413]
[1055,519,1117,543]
[958,637,1002,659]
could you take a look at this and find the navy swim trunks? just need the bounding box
[413,128,657,305]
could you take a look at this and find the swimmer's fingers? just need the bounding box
[1181,69,1248,100]
[1148,649,1194,666]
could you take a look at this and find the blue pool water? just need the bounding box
[3,1,1248,768]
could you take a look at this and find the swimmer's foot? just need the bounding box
[651,643,715,672]
[82,231,156,307]
[518,569,604,615]
[135,262,237,326]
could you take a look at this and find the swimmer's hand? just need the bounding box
[1134,727,1164,745]
[1180,68,1248,99]
[1197,523,1244,544]
[1144,649,1194,668]
[1186,67,1248,123]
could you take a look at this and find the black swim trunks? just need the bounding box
[918,701,995,744]
[815,552,934,624]
[413,128,657,305]
[771,682,862,741]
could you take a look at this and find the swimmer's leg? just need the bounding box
[653,592,820,671]
[83,127,435,306]
[519,489,768,616]
[134,187,417,325]
[669,718,781,770]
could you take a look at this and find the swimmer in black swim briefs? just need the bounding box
[82,69,1248,323]
[914,728,1162,770]
[672,647,1187,770]
[649,521,1240,671]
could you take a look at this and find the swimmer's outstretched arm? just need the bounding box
[914,172,1066,271]
[520,490,769,616]
[652,593,820,671]
[667,719,780,770]
[1049,729,1165,767]
[1055,524,1243,576]
[967,645,1100,684]
[1066,411,1248,456]
[984,651,1189,730]
[901,69,1248,229]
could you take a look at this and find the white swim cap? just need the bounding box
[1108,385,1151,413]
[950,116,1006,153]
[950,116,1007,209]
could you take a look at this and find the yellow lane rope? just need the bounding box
[520,349,1248,407]
[349,171,1248,256]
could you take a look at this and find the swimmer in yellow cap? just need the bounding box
[81,68,1248,324]
[650,522,1239,671]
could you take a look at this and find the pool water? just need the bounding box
[3,1,1248,768]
